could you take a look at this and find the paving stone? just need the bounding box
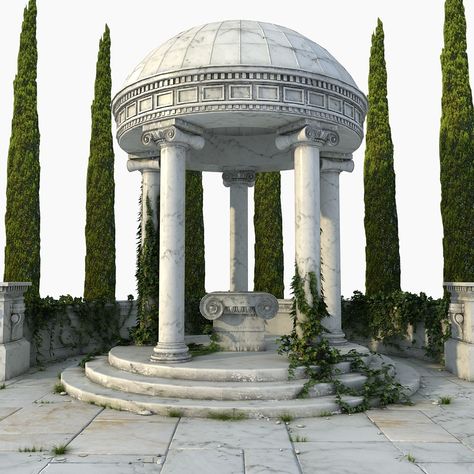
[161,448,243,474]
[0,406,20,421]
[288,413,387,442]
[43,462,161,473]
[0,432,73,452]
[394,442,474,463]
[244,448,299,474]
[0,401,100,435]
[367,409,458,442]
[95,408,172,423]
[170,418,291,450]
[68,418,177,455]
[0,453,51,474]
[419,463,474,474]
[295,441,422,473]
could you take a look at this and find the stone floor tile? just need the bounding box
[0,406,21,421]
[419,463,474,474]
[0,432,73,452]
[367,409,458,442]
[170,418,291,450]
[0,401,101,435]
[394,442,474,463]
[295,441,422,474]
[244,448,299,474]
[288,413,387,442]
[95,408,171,422]
[0,453,52,474]
[42,462,161,473]
[161,448,243,474]
[68,418,177,455]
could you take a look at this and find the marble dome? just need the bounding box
[124,20,357,89]
[112,19,367,171]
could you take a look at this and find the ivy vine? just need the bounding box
[279,266,408,413]
[341,290,450,362]
[25,295,133,363]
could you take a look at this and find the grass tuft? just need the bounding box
[52,444,68,455]
[18,446,43,452]
[406,453,416,463]
[439,396,452,405]
[53,382,65,394]
[290,434,308,442]
[279,413,293,423]
[168,409,183,418]
[207,411,246,421]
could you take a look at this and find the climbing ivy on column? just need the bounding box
[253,172,284,298]
[4,0,41,298]
[84,25,116,301]
[185,170,206,333]
[440,0,474,282]
[364,19,401,296]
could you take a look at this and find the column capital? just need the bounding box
[222,170,256,188]
[275,125,339,151]
[142,125,204,151]
[320,156,354,174]
[127,157,160,173]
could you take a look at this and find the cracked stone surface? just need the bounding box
[2,356,474,473]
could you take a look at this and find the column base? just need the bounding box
[150,342,191,363]
[325,331,347,346]
[445,338,474,381]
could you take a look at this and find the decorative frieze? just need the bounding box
[222,170,256,187]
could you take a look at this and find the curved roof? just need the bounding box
[124,20,357,88]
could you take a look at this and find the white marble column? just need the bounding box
[142,126,204,363]
[222,170,255,291]
[127,158,160,239]
[276,125,339,330]
[320,156,354,345]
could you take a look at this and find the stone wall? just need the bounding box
[25,301,137,365]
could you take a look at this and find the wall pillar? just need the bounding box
[0,282,31,381]
[320,156,354,345]
[222,170,255,292]
[142,125,204,363]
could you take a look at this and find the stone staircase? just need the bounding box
[61,344,420,418]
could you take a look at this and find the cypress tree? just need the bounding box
[440,0,474,282]
[253,171,284,298]
[84,25,116,301]
[185,170,206,333]
[364,19,401,296]
[4,0,41,297]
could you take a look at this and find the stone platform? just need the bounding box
[62,342,420,419]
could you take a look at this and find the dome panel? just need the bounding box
[123,20,358,88]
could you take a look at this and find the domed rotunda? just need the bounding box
[112,20,368,363]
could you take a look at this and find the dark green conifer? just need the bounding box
[440,0,474,282]
[364,19,401,296]
[84,25,115,301]
[185,171,206,333]
[253,172,284,298]
[4,0,41,297]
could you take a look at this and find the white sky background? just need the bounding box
[0,0,471,300]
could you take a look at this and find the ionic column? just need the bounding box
[142,125,204,363]
[127,158,160,239]
[276,125,339,332]
[320,156,354,345]
[222,170,255,291]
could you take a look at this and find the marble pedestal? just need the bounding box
[0,282,31,381]
[444,283,474,381]
[200,292,278,351]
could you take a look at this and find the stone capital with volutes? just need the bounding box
[141,123,205,152]
[222,170,256,188]
[275,124,339,151]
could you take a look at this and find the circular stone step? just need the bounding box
[85,357,368,401]
[108,346,353,382]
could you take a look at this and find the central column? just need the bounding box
[276,124,339,333]
[222,170,256,291]
[142,125,204,363]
